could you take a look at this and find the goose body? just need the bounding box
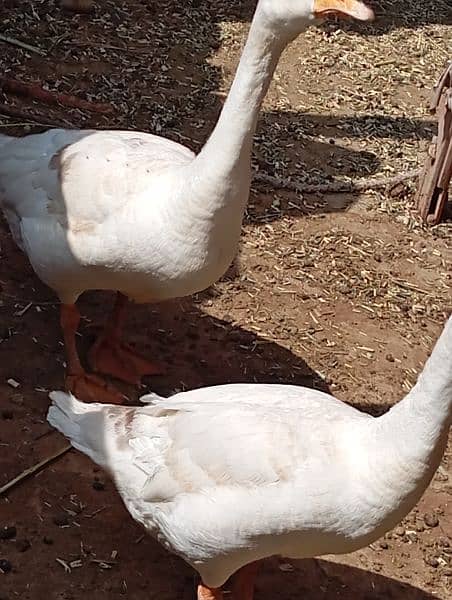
[48,316,452,598]
[0,128,237,304]
[0,0,374,404]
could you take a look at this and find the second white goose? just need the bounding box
[47,316,452,599]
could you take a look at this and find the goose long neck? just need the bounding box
[193,7,288,181]
[353,318,452,537]
[391,317,452,438]
[373,317,452,491]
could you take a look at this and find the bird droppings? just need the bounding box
[6,379,20,389]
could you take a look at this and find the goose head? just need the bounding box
[259,0,374,37]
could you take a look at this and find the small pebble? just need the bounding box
[0,559,12,573]
[0,527,16,541]
[425,556,439,568]
[92,479,105,491]
[406,531,418,543]
[423,513,439,528]
[394,526,405,537]
[379,541,389,550]
[385,353,395,362]
[52,513,69,527]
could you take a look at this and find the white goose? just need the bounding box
[0,0,373,404]
[48,316,452,600]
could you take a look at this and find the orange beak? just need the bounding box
[313,0,375,21]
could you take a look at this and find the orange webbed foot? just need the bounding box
[88,336,165,385]
[65,372,127,405]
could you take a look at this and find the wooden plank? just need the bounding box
[415,61,452,225]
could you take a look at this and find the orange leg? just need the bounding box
[197,583,223,600]
[60,303,125,404]
[231,561,260,600]
[87,292,164,385]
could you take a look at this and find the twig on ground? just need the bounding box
[0,33,46,56]
[1,77,115,115]
[0,444,72,496]
[0,122,40,128]
[254,169,421,195]
[0,103,71,128]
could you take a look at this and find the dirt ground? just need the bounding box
[0,1,451,599]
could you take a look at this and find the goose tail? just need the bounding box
[47,391,113,468]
